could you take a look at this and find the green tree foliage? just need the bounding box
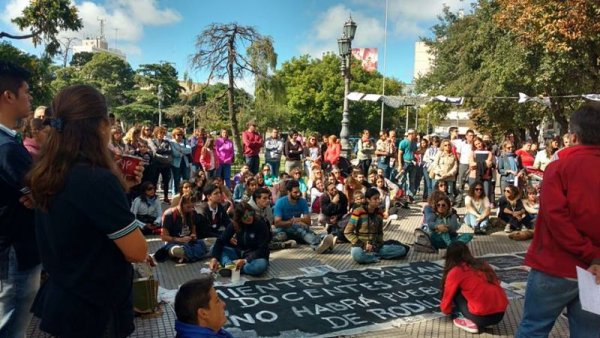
[274,53,403,135]
[79,52,135,108]
[417,1,599,139]
[69,51,94,67]
[0,42,53,107]
[190,23,276,160]
[135,62,184,107]
[1,0,82,57]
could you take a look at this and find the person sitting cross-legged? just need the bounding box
[344,188,409,264]
[174,276,233,338]
[249,187,297,250]
[426,194,473,250]
[209,202,270,276]
[273,180,334,254]
[320,181,349,243]
[158,194,208,263]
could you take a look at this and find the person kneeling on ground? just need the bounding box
[209,202,270,276]
[344,188,409,264]
[273,180,334,254]
[427,194,473,250]
[174,276,233,338]
[441,242,508,334]
[157,194,207,263]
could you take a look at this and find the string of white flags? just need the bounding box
[346,92,600,109]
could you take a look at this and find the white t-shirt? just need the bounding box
[465,195,490,216]
[458,142,473,164]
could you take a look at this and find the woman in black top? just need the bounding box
[284,130,303,174]
[151,126,172,203]
[27,85,148,338]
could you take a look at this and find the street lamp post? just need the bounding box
[337,16,357,158]
[157,84,164,127]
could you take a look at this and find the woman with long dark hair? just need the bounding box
[440,242,508,333]
[159,194,207,263]
[26,85,148,337]
[131,181,163,235]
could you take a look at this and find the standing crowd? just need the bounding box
[1,61,599,337]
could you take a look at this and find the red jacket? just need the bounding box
[441,263,508,316]
[242,131,263,156]
[324,143,341,165]
[524,145,600,278]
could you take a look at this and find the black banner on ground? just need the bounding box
[216,262,444,337]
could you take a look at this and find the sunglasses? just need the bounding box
[504,189,512,193]
[436,203,448,207]
[474,188,483,191]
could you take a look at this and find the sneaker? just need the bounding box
[504,224,512,233]
[453,317,479,334]
[169,245,185,259]
[269,240,297,250]
[315,234,334,254]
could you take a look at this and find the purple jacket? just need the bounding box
[215,137,234,164]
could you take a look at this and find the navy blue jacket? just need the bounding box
[211,218,271,262]
[0,128,40,270]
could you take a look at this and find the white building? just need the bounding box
[413,41,434,80]
[433,111,475,136]
[72,37,126,60]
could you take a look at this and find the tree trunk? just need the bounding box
[551,102,569,136]
[227,33,243,163]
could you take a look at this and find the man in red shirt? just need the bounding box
[516,102,600,337]
[242,122,263,175]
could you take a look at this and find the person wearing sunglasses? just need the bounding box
[431,140,458,198]
[498,185,530,233]
[209,202,270,276]
[464,182,491,235]
[426,194,472,250]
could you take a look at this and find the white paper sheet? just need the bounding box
[577,266,600,315]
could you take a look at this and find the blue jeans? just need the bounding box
[216,163,232,188]
[400,162,417,197]
[171,164,190,194]
[266,160,281,176]
[430,232,473,249]
[517,269,600,338]
[350,244,407,264]
[0,248,41,338]
[273,224,321,247]
[164,240,207,262]
[422,166,433,199]
[219,246,268,276]
[464,213,489,230]
[245,155,260,175]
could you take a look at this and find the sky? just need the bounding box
[1,0,476,93]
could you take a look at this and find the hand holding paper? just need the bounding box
[576,266,600,315]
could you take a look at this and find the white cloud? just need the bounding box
[1,0,181,54]
[300,4,384,58]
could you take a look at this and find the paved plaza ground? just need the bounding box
[28,199,570,338]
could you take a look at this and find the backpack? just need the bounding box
[413,228,437,253]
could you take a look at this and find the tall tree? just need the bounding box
[1,0,82,57]
[70,51,94,68]
[80,52,135,108]
[190,23,276,160]
[135,62,184,107]
[274,53,403,135]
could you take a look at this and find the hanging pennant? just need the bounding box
[518,93,551,108]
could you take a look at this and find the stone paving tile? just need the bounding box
[28,202,569,337]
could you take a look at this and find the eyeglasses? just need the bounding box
[504,189,512,193]
[436,203,448,207]
[474,188,483,191]
[175,134,183,137]
[146,186,155,191]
